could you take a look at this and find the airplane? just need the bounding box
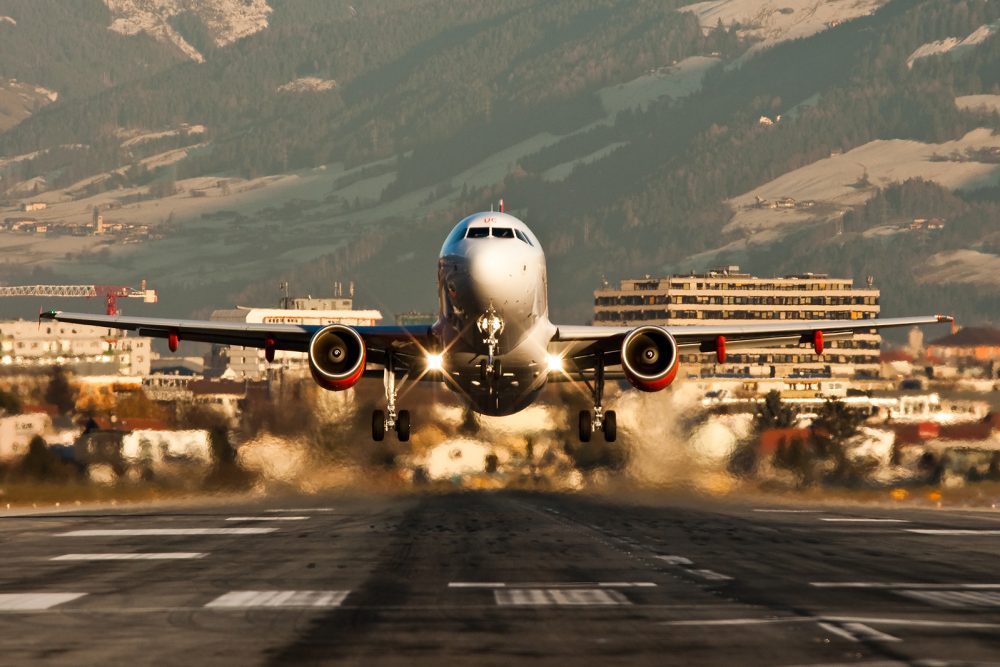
[41,209,952,444]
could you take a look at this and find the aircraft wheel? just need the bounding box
[578,410,592,442]
[396,409,411,442]
[603,410,617,443]
[372,410,385,442]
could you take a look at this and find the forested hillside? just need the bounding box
[0,0,997,326]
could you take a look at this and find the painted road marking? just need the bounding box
[898,590,1000,608]
[205,590,349,608]
[906,529,1000,535]
[225,516,309,521]
[817,621,900,643]
[0,593,86,611]
[820,518,908,523]
[449,582,655,589]
[494,589,630,606]
[58,528,277,537]
[655,555,693,565]
[753,509,820,513]
[266,508,333,513]
[812,582,1000,590]
[662,616,1000,629]
[52,553,206,561]
[691,569,733,581]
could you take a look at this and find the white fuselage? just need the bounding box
[435,212,556,415]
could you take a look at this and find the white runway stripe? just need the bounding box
[906,529,1000,535]
[0,593,86,611]
[51,553,206,561]
[59,528,276,537]
[266,508,333,513]
[898,590,1000,608]
[656,555,693,565]
[820,518,908,523]
[812,582,1000,589]
[225,516,308,521]
[691,569,733,581]
[205,590,349,608]
[448,582,655,589]
[753,509,820,513]
[817,621,900,643]
[494,589,630,606]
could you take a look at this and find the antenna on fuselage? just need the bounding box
[499,198,504,213]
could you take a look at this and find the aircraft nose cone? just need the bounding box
[469,243,514,287]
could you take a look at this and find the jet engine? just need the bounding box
[308,324,366,391]
[621,326,679,392]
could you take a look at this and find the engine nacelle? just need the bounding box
[621,326,679,392]
[308,324,366,391]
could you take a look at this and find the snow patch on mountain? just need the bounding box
[923,250,1000,287]
[277,77,338,94]
[956,95,1000,115]
[0,16,16,26]
[103,0,272,62]
[680,0,888,59]
[0,80,60,132]
[907,21,1000,69]
[118,124,207,148]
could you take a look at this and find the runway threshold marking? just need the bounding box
[811,582,1000,589]
[906,529,1000,535]
[205,590,349,608]
[0,593,86,611]
[449,582,656,589]
[817,621,901,643]
[51,553,207,561]
[225,516,309,521]
[897,590,1000,608]
[494,589,630,606]
[58,528,277,536]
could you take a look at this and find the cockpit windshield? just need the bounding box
[491,227,514,238]
[466,227,489,239]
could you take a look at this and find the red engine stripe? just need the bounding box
[311,345,366,391]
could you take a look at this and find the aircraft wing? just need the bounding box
[38,310,435,366]
[550,315,952,369]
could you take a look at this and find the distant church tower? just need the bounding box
[92,206,104,235]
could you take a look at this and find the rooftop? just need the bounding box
[929,326,1000,348]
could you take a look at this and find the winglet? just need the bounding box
[935,314,954,323]
[39,310,59,321]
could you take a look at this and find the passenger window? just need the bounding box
[492,227,514,238]
[466,227,489,238]
[515,230,532,245]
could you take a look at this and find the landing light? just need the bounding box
[426,353,444,371]
[546,354,563,373]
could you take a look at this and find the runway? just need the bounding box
[2,490,1000,665]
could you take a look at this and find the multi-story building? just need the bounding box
[594,266,880,379]
[0,319,151,376]
[210,299,382,380]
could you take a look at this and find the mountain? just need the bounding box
[0,0,998,328]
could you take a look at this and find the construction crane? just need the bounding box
[0,280,158,315]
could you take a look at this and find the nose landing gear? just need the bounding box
[576,353,616,443]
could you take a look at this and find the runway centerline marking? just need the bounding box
[0,593,86,611]
[898,590,1000,608]
[58,528,277,536]
[205,590,349,608]
[449,582,656,589]
[691,569,733,581]
[817,621,901,643]
[820,518,908,523]
[655,555,693,566]
[225,516,309,521]
[51,553,207,561]
[494,589,630,606]
[811,582,1000,589]
[906,529,1000,535]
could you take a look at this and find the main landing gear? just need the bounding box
[577,353,616,443]
[372,352,410,442]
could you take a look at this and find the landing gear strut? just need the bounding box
[577,352,616,443]
[372,352,410,442]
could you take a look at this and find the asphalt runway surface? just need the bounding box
[2,490,1000,666]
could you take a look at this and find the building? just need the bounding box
[0,412,51,460]
[594,266,880,379]
[210,300,382,380]
[0,319,151,376]
[927,327,1000,365]
[395,311,437,326]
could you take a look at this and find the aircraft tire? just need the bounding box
[372,410,385,442]
[603,410,617,442]
[396,409,411,442]
[578,410,592,442]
